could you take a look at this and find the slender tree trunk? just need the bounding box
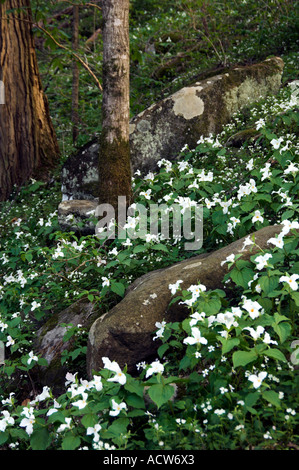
[71,4,79,145]
[98,0,132,217]
[0,0,60,201]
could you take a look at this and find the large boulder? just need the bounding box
[86,224,292,377]
[34,300,100,393]
[61,57,284,201]
[58,199,98,235]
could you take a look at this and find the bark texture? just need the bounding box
[0,0,60,201]
[98,0,132,215]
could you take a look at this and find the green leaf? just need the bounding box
[0,431,9,446]
[111,282,125,297]
[259,275,279,294]
[245,392,260,408]
[106,418,129,438]
[133,244,146,254]
[47,411,67,424]
[30,428,51,450]
[272,322,291,343]
[25,252,33,262]
[61,434,81,450]
[81,413,98,429]
[232,349,258,368]
[179,355,191,371]
[126,393,145,409]
[263,348,287,362]
[291,292,299,307]
[218,337,240,355]
[196,296,221,315]
[262,390,281,408]
[148,383,175,408]
[230,267,255,289]
[151,243,169,252]
[124,378,144,398]
[158,343,169,358]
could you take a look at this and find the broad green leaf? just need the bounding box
[124,378,144,398]
[196,296,221,315]
[111,282,125,297]
[262,390,281,408]
[158,343,169,358]
[273,322,291,343]
[218,337,240,355]
[61,434,81,450]
[47,411,67,424]
[245,392,260,407]
[133,244,146,254]
[151,243,169,252]
[263,348,287,362]
[81,413,98,429]
[230,267,255,289]
[259,275,279,294]
[291,292,299,307]
[148,383,175,409]
[0,431,8,446]
[232,349,258,368]
[30,428,51,450]
[126,393,145,409]
[106,418,129,437]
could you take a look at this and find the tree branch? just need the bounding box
[0,14,103,92]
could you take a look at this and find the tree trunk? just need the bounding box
[71,4,80,145]
[0,0,60,201]
[98,0,132,218]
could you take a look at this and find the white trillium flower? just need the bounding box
[27,351,38,365]
[72,392,88,410]
[183,327,208,346]
[243,326,265,341]
[168,280,183,295]
[242,299,263,319]
[145,360,164,378]
[102,357,126,385]
[267,234,284,249]
[252,210,264,224]
[281,219,299,235]
[87,423,102,442]
[270,137,283,149]
[109,399,127,417]
[254,253,272,270]
[248,371,267,389]
[57,417,72,433]
[279,274,299,291]
[221,254,235,266]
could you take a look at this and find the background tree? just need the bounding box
[98,0,132,218]
[0,0,60,201]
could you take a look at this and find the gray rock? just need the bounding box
[86,224,293,376]
[35,300,100,393]
[58,199,99,235]
[61,57,284,201]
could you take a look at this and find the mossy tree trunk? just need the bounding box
[98,0,132,218]
[0,0,60,201]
